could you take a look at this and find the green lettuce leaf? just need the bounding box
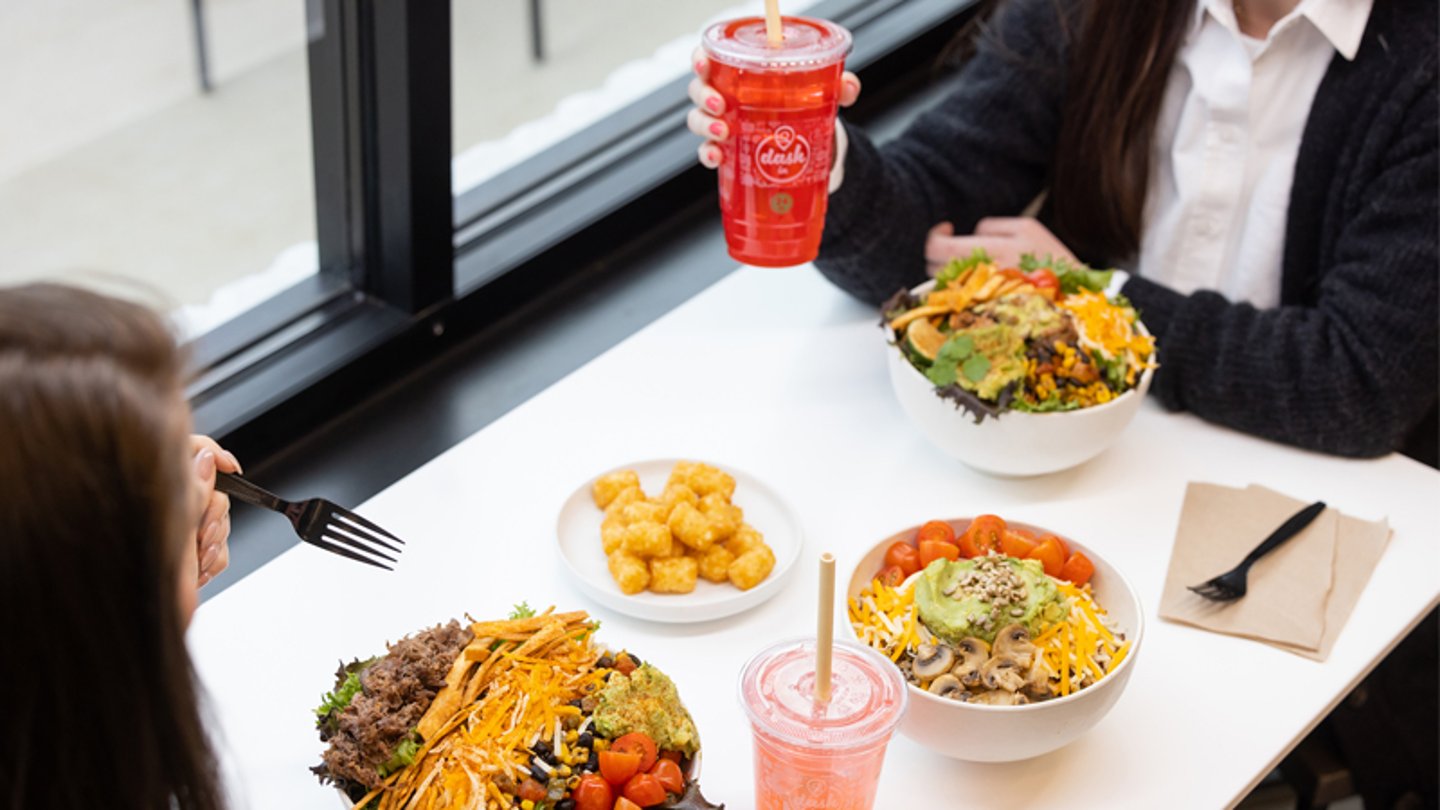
[935,248,992,290]
[379,736,420,777]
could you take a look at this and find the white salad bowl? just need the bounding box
[886,280,1154,477]
[845,519,1144,763]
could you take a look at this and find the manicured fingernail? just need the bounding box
[198,573,212,588]
[695,60,706,74]
[200,543,219,571]
[709,122,725,137]
[223,450,242,474]
[709,147,722,164]
[705,96,722,113]
[194,449,215,479]
[203,520,221,548]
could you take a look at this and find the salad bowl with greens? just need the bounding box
[883,250,1156,476]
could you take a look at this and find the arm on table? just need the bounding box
[815,0,1078,305]
[1121,84,1439,457]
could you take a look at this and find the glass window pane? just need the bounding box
[451,0,827,194]
[0,0,317,340]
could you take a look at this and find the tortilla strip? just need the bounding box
[888,305,950,331]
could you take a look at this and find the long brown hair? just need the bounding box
[948,0,1195,262]
[0,285,224,810]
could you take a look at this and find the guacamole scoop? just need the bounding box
[915,555,1068,645]
[593,664,699,757]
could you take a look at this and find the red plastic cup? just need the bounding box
[702,16,852,267]
[738,638,908,809]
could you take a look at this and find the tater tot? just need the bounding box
[667,501,719,552]
[619,501,666,526]
[608,551,650,594]
[684,464,736,500]
[697,544,736,583]
[698,493,742,540]
[657,483,700,518]
[666,461,701,490]
[622,521,673,558]
[725,523,765,557]
[649,556,699,594]
[604,485,646,515]
[601,512,627,555]
[728,545,776,591]
[592,471,640,509]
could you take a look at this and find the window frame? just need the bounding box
[190,0,981,452]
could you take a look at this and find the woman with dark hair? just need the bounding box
[0,284,238,810]
[688,0,1438,463]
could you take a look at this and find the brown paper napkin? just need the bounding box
[1159,483,1390,660]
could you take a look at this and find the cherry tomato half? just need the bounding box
[878,564,906,587]
[918,539,961,567]
[612,732,658,773]
[599,749,643,787]
[884,541,922,577]
[999,530,1037,560]
[961,515,1007,557]
[649,757,685,793]
[1027,536,1066,578]
[572,774,614,810]
[614,798,643,810]
[1025,267,1060,292]
[622,773,669,807]
[1059,550,1095,586]
[915,520,956,545]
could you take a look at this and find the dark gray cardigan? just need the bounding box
[816,0,1438,460]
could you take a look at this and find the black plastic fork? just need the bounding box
[1187,500,1326,601]
[216,472,403,570]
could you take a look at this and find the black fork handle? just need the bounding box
[216,472,289,513]
[1240,500,1327,568]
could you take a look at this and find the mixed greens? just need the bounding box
[884,250,1155,422]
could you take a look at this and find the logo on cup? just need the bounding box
[754,125,810,185]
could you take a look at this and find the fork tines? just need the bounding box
[1187,581,1242,601]
[316,508,405,570]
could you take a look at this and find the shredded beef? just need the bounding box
[315,620,473,791]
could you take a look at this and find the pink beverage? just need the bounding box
[702,17,851,267]
[739,639,908,809]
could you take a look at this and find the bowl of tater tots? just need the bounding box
[555,459,802,623]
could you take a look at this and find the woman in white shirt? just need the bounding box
[688,0,1438,464]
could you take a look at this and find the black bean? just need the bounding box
[533,740,551,754]
[625,653,643,667]
[584,750,600,772]
[528,761,548,782]
[567,698,584,709]
[577,731,593,748]
[596,655,614,669]
[556,800,576,810]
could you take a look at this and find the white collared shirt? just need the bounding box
[828,0,1373,307]
[1136,0,1373,307]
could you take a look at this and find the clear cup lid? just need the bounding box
[702,16,852,70]
[738,638,908,749]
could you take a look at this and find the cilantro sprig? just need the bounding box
[924,333,991,387]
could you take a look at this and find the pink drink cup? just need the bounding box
[739,639,908,809]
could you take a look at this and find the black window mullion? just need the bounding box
[365,0,454,313]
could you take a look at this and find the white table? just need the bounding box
[189,266,1440,810]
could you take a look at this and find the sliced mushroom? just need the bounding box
[980,655,1028,693]
[1022,655,1054,701]
[912,643,957,680]
[952,637,990,688]
[992,623,1036,669]
[926,673,966,700]
[968,689,1029,706]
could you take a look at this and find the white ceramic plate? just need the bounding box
[556,458,803,623]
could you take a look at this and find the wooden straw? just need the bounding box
[764,0,783,47]
[815,552,836,703]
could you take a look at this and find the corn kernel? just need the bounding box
[558,765,572,777]
[522,801,535,810]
